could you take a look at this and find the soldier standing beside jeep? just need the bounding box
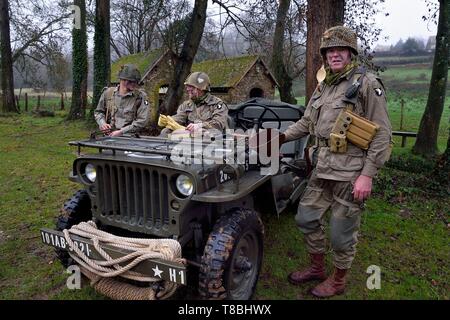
[94,64,150,137]
[160,72,228,136]
[279,26,392,298]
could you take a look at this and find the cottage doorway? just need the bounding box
[249,87,264,98]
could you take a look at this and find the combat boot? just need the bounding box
[288,253,327,285]
[311,267,347,298]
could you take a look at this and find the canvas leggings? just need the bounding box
[295,170,364,269]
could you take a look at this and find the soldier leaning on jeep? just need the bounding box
[94,64,150,137]
[160,71,228,137]
[279,26,392,298]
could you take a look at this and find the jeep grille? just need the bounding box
[95,163,170,234]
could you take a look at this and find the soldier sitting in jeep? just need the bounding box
[94,64,150,137]
[160,72,228,137]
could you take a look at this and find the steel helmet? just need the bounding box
[118,64,141,83]
[320,26,358,56]
[184,72,210,91]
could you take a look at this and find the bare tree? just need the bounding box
[9,0,70,65]
[0,0,18,113]
[158,5,193,55]
[162,0,208,115]
[47,50,70,95]
[109,0,169,57]
[272,0,298,104]
[413,0,449,156]
[212,0,306,102]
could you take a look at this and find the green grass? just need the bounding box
[0,112,101,299]
[256,194,449,300]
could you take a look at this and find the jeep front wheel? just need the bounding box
[55,189,92,267]
[199,208,264,300]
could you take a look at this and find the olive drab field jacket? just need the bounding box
[94,86,150,134]
[283,68,392,182]
[171,93,228,131]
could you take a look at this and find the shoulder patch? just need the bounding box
[374,88,383,96]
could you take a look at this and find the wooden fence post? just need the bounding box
[25,93,28,112]
[400,98,405,131]
[36,95,41,111]
[60,93,65,110]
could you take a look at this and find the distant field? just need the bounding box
[373,55,433,66]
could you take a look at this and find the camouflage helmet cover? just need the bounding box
[118,64,141,82]
[184,72,210,91]
[320,26,358,56]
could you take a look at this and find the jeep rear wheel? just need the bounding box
[55,189,92,267]
[199,208,264,300]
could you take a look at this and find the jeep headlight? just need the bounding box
[85,163,97,183]
[175,174,193,197]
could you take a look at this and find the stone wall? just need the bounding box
[228,61,276,105]
[142,57,174,122]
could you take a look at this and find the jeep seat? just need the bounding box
[228,98,307,160]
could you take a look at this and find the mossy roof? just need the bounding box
[110,48,166,83]
[111,51,276,88]
[191,55,268,88]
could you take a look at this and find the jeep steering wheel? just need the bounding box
[235,104,282,131]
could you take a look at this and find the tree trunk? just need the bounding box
[271,0,297,105]
[432,126,450,192]
[305,0,344,105]
[68,0,88,120]
[162,0,208,117]
[92,0,110,116]
[0,0,18,113]
[413,0,449,156]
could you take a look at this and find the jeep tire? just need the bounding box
[199,208,264,300]
[55,189,92,267]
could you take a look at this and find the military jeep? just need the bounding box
[40,98,309,300]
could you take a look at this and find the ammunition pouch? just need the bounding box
[330,132,347,153]
[330,108,379,153]
[346,109,379,150]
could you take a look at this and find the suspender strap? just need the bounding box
[342,66,367,112]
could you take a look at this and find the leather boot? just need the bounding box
[311,267,347,298]
[288,253,327,285]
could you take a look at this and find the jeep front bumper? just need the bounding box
[40,228,187,285]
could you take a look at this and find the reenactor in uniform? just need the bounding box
[280,26,392,297]
[160,72,228,136]
[94,64,150,137]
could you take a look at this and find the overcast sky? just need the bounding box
[374,0,438,46]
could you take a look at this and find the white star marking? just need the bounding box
[152,265,163,278]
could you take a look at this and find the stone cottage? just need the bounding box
[111,50,279,124]
[189,55,278,104]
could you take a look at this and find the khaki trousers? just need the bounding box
[295,170,363,269]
